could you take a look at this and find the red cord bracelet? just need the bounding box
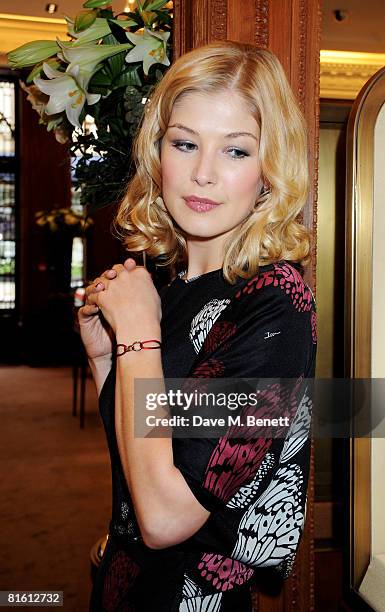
[116,339,162,357]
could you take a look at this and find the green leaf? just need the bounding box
[26,57,62,83]
[71,18,111,44]
[145,0,170,11]
[107,51,126,80]
[75,9,97,32]
[113,67,142,89]
[89,68,112,87]
[153,10,172,26]
[83,0,110,8]
[8,40,59,69]
[119,11,142,26]
[102,32,120,46]
[99,8,114,19]
[109,17,137,28]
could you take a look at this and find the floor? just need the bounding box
[0,366,112,612]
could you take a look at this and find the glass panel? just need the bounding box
[71,236,85,289]
[0,77,16,311]
[0,81,15,156]
[69,114,93,291]
[0,173,16,309]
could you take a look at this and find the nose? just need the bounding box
[191,148,217,186]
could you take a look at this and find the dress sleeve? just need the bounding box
[172,262,317,578]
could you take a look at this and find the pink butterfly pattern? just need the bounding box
[235,262,313,313]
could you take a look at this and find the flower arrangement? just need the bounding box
[9,0,172,211]
[35,207,94,233]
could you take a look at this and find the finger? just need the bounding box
[85,279,107,305]
[111,263,125,274]
[93,276,109,291]
[86,291,100,307]
[123,258,137,270]
[78,304,99,319]
[85,281,104,299]
[101,269,117,279]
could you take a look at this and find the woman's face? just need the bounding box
[160,90,263,242]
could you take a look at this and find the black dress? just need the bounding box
[89,260,317,612]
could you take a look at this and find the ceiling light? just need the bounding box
[333,9,349,22]
[45,3,58,13]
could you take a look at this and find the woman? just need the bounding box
[80,41,317,612]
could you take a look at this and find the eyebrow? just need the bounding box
[168,123,259,143]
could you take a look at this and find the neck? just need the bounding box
[184,234,225,279]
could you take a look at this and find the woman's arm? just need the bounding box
[83,261,211,547]
[88,354,112,397]
[79,267,119,396]
[114,321,210,549]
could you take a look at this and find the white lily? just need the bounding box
[35,42,134,127]
[57,41,133,80]
[125,28,170,75]
[34,62,100,128]
[65,15,137,45]
[64,15,112,45]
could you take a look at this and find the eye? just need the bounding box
[226,147,250,159]
[171,140,197,152]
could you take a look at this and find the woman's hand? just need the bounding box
[78,264,127,360]
[86,258,162,340]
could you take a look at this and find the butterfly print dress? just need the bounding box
[89,260,317,612]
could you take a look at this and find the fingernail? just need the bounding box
[95,283,103,289]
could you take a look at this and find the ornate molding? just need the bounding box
[320,50,385,100]
[310,1,321,299]
[210,0,227,40]
[297,0,308,113]
[254,0,269,49]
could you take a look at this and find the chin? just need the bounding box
[184,224,235,241]
[178,225,217,239]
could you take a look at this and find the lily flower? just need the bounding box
[34,62,101,128]
[57,41,133,79]
[8,40,60,69]
[64,15,112,45]
[125,28,170,75]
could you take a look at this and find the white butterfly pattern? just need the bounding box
[189,299,231,353]
[280,388,312,464]
[179,575,223,612]
[231,464,305,568]
[226,453,276,509]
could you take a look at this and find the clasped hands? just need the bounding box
[78,257,162,362]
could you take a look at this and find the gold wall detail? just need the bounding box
[320,50,385,100]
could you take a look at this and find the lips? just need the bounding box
[183,195,221,213]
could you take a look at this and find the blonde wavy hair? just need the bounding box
[115,41,312,284]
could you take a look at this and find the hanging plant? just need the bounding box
[8,0,173,212]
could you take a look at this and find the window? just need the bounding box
[0,79,17,310]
